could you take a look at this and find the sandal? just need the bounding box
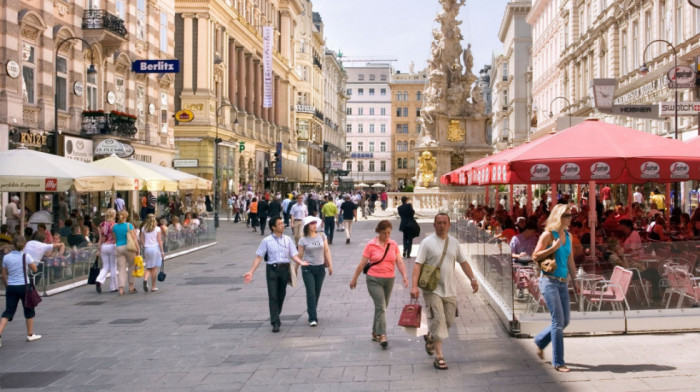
[554,366,571,373]
[377,334,388,347]
[423,333,435,356]
[536,346,544,360]
[371,333,378,342]
[433,357,448,370]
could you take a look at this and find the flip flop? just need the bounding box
[555,366,571,373]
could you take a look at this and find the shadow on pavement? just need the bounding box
[566,363,676,373]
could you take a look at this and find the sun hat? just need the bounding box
[303,216,321,228]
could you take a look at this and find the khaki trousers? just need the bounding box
[292,219,303,244]
[116,245,136,289]
[422,291,457,342]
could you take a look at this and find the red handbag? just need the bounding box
[398,299,422,328]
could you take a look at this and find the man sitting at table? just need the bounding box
[509,221,538,265]
[618,221,663,301]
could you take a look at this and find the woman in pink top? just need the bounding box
[95,209,117,294]
[349,220,408,347]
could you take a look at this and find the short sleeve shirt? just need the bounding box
[340,201,357,220]
[24,241,53,265]
[362,238,400,278]
[298,233,326,266]
[112,222,133,247]
[290,203,308,220]
[2,251,35,286]
[256,234,298,264]
[321,202,338,218]
[414,234,467,297]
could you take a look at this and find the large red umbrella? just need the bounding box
[476,118,700,185]
[440,154,493,186]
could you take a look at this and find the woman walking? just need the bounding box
[95,208,118,293]
[298,216,333,327]
[349,220,408,347]
[249,197,259,232]
[140,214,164,293]
[533,204,577,372]
[113,210,140,296]
[0,235,42,346]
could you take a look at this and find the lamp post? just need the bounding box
[549,96,572,129]
[53,37,97,231]
[640,39,679,210]
[214,103,233,228]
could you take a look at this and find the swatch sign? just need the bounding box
[560,163,580,180]
[590,162,611,179]
[670,161,689,179]
[640,161,660,179]
[530,164,550,181]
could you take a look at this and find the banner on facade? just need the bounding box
[262,25,273,108]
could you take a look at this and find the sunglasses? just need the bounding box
[562,213,572,218]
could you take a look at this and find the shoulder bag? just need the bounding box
[22,254,42,308]
[125,223,137,252]
[87,257,100,285]
[417,237,449,291]
[363,242,391,274]
[533,231,558,274]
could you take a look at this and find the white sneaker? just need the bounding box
[309,321,317,327]
[26,334,42,342]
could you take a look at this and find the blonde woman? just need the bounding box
[532,204,577,372]
[140,214,164,292]
[113,210,140,295]
[95,209,118,293]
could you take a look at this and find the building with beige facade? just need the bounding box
[389,69,426,189]
[491,1,532,151]
[322,48,348,189]
[529,0,700,139]
[174,0,303,197]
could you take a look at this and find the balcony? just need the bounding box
[81,111,137,138]
[82,9,127,56]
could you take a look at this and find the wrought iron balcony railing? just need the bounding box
[81,112,137,138]
[82,9,127,37]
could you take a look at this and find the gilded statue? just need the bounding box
[447,119,465,142]
[417,150,437,187]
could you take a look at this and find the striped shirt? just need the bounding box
[256,234,298,265]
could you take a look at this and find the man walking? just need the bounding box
[410,213,479,370]
[339,195,358,244]
[320,195,338,244]
[289,194,308,244]
[282,194,294,228]
[268,195,282,221]
[258,195,270,235]
[244,217,308,332]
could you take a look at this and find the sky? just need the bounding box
[311,0,512,74]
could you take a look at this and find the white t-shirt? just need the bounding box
[24,240,53,264]
[142,227,161,248]
[415,234,467,298]
[633,192,643,204]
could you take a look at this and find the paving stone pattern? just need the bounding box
[0,218,698,391]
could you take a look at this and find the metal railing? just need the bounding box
[82,9,127,37]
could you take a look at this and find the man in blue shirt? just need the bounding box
[244,216,308,332]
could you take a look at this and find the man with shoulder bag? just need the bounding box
[410,213,478,370]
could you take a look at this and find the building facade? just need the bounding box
[344,64,393,186]
[491,1,532,151]
[0,0,177,164]
[174,0,303,197]
[390,69,426,189]
[322,49,348,189]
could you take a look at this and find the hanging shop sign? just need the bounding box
[173,159,198,168]
[262,26,273,108]
[94,138,134,158]
[667,65,696,88]
[175,109,194,122]
[64,135,93,163]
[659,102,700,116]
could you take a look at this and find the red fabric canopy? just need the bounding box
[473,119,699,185]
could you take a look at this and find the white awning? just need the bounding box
[281,158,323,183]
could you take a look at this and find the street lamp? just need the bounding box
[640,39,679,210]
[53,37,97,231]
[214,103,233,228]
[549,96,572,128]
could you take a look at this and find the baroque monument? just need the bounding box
[415,0,491,189]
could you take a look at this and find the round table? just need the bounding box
[575,273,605,312]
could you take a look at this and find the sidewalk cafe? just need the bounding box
[443,119,700,336]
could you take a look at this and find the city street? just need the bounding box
[0,218,699,391]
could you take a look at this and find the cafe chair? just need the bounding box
[582,266,633,312]
[526,275,547,314]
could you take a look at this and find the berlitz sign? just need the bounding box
[132,60,180,74]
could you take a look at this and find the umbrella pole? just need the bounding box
[526,185,533,216]
[509,185,513,212]
[484,186,490,207]
[666,183,672,229]
[588,180,597,273]
[20,192,25,234]
[627,184,633,209]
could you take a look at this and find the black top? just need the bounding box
[258,200,270,218]
[397,203,415,232]
[340,201,357,220]
[268,200,282,218]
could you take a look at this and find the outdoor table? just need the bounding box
[576,273,605,312]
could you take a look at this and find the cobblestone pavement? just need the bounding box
[0,217,698,391]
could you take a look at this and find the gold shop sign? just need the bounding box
[19,131,48,147]
[447,119,465,142]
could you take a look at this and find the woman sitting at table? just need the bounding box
[648,215,670,242]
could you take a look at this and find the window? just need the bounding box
[402,107,408,117]
[676,0,683,43]
[358,74,365,81]
[86,71,98,110]
[403,158,409,169]
[160,92,168,134]
[396,141,402,151]
[137,0,146,41]
[621,29,627,74]
[396,108,402,117]
[396,92,402,101]
[403,92,408,101]
[347,88,352,95]
[632,21,639,69]
[358,88,364,96]
[358,161,364,172]
[369,74,375,81]
[369,124,375,133]
[347,108,352,115]
[116,0,125,19]
[380,74,387,81]
[369,108,375,115]
[56,57,68,111]
[579,8,585,37]
[346,160,352,171]
[358,142,364,152]
[358,124,363,133]
[645,11,652,48]
[660,1,667,42]
[380,124,386,133]
[380,141,386,152]
[416,91,422,101]
[380,161,386,172]
[358,108,364,115]
[402,124,408,133]
[21,43,35,104]
[160,11,168,53]
[380,108,386,115]
[369,161,375,172]
[369,88,375,96]
[346,124,352,133]
[346,142,352,152]
[416,108,421,117]
[502,63,508,81]
[396,124,403,133]
[380,88,386,95]
[397,158,403,169]
[369,141,375,152]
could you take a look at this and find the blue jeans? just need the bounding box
[302,265,326,323]
[324,217,335,243]
[534,276,570,367]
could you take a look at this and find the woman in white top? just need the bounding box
[139,214,164,292]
